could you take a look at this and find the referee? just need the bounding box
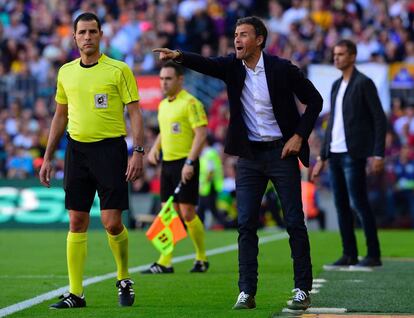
[39,13,144,309]
[142,61,209,274]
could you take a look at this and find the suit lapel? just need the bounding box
[343,68,358,105]
[331,79,341,111]
[234,58,246,94]
[263,53,275,103]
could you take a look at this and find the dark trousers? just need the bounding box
[328,152,381,259]
[236,144,312,296]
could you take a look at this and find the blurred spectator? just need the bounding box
[310,0,333,31]
[187,9,216,52]
[393,104,414,145]
[11,62,37,109]
[386,145,414,227]
[207,90,229,142]
[178,0,207,21]
[4,12,28,40]
[198,135,226,228]
[6,146,33,179]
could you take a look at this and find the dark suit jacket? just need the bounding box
[320,68,386,160]
[180,52,323,167]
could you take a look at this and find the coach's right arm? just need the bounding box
[39,103,68,187]
[153,48,227,81]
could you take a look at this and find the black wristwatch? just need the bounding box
[133,146,145,155]
[185,158,194,166]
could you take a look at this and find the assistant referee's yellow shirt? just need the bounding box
[158,89,207,161]
[55,54,140,142]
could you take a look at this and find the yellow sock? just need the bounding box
[157,253,173,267]
[107,226,129,280]
[185,215,207,261]
[67,231,87,297]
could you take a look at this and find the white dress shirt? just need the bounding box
[241,52,283,141]
[330,80,348,153]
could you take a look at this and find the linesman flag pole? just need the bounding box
[145,182,187,255]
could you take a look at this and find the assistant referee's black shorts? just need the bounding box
[160,158,199,205]
[64,135,129,212]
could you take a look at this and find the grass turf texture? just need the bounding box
[0,230,412,317]
[312,259,414,313]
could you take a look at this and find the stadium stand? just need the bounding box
[1,0,414,228]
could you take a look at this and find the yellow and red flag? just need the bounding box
[145,195,187,255]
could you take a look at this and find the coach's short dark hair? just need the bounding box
[161,61,184,77]
[74,12,101,32]
[236,16,267,49]
[335,39,357,56]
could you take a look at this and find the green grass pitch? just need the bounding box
[0,229,412,317]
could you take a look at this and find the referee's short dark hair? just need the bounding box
[335,39,357,56]
[74,12,101,32]
[236,16,267,49]
[162,61,184,77]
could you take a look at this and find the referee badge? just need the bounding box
[171,122,181,134]
[94,94,108,108]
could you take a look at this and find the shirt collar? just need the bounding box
[242,52,264,73]
[167,89,184,102]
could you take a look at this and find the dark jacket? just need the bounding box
[180,52,323,167]
[321,68,386,160]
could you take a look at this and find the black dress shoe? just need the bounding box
[355,257,382,267]
[323,255,358,269]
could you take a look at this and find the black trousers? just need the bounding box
[236,142,312,295]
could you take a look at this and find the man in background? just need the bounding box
[312,39,386,268]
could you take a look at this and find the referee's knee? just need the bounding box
[104,223,124,235]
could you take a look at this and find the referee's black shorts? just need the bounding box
[64,135,129,212]
[160,158,199,205]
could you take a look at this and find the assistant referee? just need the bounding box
[39,12,144,309]
[142,61,209,274]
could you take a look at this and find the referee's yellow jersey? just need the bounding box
[158,89,207,161]
[55,54,140,142]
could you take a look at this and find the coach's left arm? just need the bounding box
[126,101,144,182]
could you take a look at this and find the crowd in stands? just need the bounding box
[1,0,414,228]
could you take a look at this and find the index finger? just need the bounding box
[281,146,288,159]
[152,48,167,53]
[40,174,50,187]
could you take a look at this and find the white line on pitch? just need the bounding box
[313,278,327,283]
[282,307,347,314]
[0,232,288,317]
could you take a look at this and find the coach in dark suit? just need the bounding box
[312,39,386,268]
[154,16,322,311]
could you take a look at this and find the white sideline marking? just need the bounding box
[0,232,288,317]
[312,283,323,288]
[310,289,319,294]
[348,265,373,272]
[313,278,327,283]
[282,307,347,314]
[323,265,373,272]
